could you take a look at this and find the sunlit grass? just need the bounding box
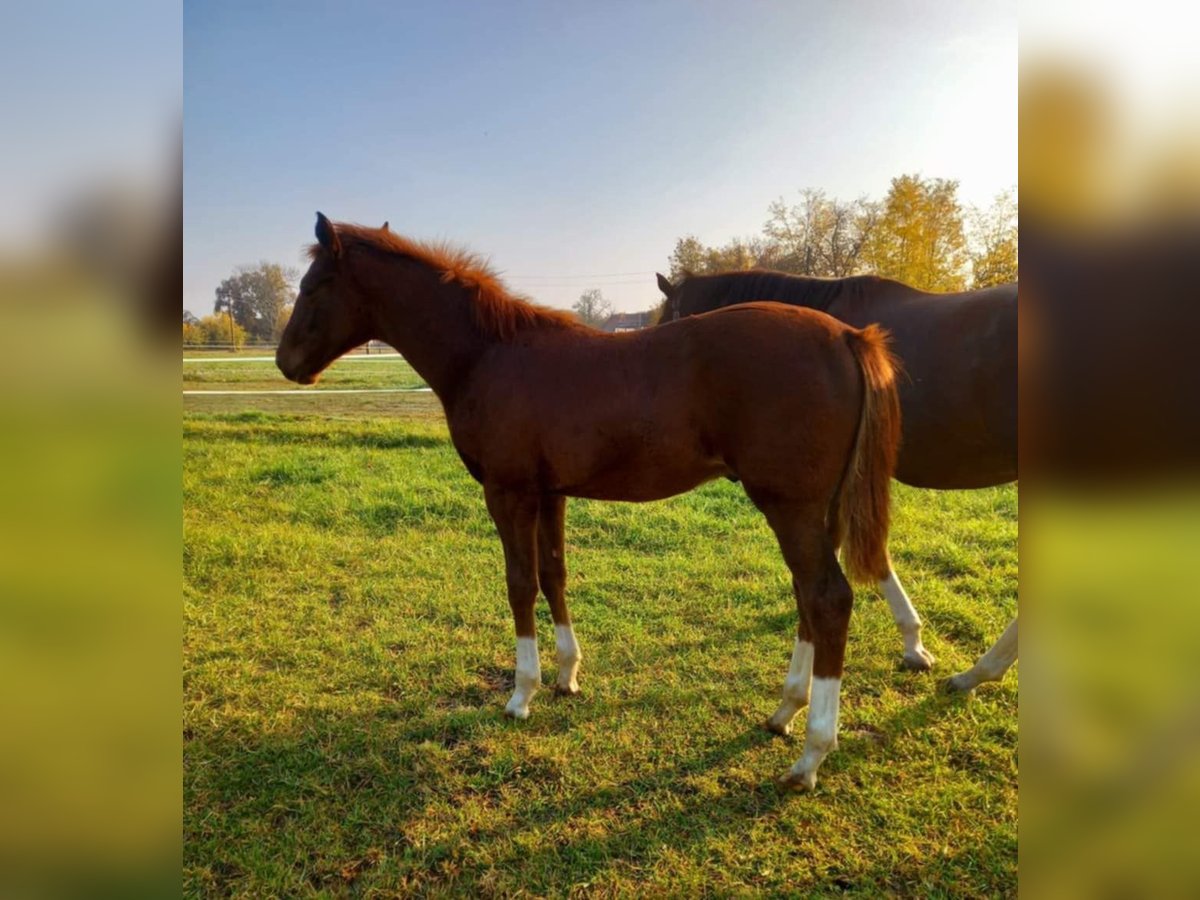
[183,411,1016,896]
[182,355,424,392]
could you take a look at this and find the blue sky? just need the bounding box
[185,1,1015,315]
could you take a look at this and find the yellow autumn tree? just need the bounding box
[183,321,205,346]
[197,314,247,349]
[968,189,1018,288]
[862,175,969,291]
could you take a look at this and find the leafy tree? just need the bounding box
[573,288,614,327]
[182,321,204,346]
[705,236,770,273]
[861,175,969,291]
[763,190,878,276]
[214,262,297,342]
[667,236,709,280]
[197,314,247,349]
[667,234,771,279]
[968,189,1018,288]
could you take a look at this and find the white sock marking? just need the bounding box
[880,567,931,666]
[948,617,1018,691]
[767,638,814,733]
[554,623,581,693]
[505,636,540,718]
[788,676,842,789]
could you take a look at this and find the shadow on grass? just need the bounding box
[186,687,792,893]
[186,663,1014,895]
[445,725,790,887]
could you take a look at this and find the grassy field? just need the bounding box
[183,393,1017,896]
[184,355,424,393]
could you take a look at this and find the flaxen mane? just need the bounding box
[310,223,581,341]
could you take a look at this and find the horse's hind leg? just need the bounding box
[765,633,813,736]
[754,496,853,792]
[537,494,581,695]
[943,617,1017,693]
[484,485,542,719]
[879,562,935,671]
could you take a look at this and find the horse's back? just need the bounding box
[835,285,1017,488]
[451,303,867,500]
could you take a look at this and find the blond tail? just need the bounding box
[834,324,902,585]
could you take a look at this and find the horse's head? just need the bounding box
[656,273,681,322]
[657,271,710,324]
[662,273,724,326]
[276,212,375,384]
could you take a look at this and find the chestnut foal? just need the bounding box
[277,215,901,790]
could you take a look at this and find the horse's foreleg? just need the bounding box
[944,617,1018,693]
[484,485,542,719]
[879,565,935,671]
[537,494,580,695]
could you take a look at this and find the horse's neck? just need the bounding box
[721,276,840,314]
[823,279,917,328]
[363,257,487,404]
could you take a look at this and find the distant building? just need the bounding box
[599,311,654,333]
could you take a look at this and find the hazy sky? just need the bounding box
[184,1,1015,315]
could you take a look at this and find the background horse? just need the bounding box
[277,214,901,791]
[657,270,1017,689]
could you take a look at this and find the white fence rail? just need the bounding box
[183,341,395,354]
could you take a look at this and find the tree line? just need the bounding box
[667,175,1016,291]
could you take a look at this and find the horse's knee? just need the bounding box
[506,571,538,604]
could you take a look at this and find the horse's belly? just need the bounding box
[560,456,729,502]
[895,431,1017,489]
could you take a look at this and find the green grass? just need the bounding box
[184,410,1017,897]
[183,355,424,392]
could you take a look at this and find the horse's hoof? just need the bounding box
[763,717,793,737]
[777,770,817,792]
[554,682,581,697]
[902,648,935,672]
[503,702,531,719]
[940,674,974,695]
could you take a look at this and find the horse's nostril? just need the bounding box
[275,348,304,382]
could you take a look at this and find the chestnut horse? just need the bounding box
[277,214,901,790]
[657,270,1017,689]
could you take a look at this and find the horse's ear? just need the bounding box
[381,221,390,232]
[315,212,342,257]
[656,273,674,297]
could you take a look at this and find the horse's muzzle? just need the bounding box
[275,347,315,384]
